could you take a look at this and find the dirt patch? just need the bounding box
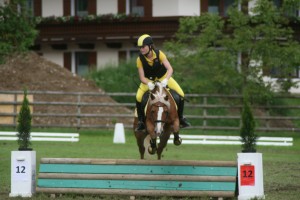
[0,52,133,128]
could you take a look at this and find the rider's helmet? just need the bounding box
[137,34,153,47]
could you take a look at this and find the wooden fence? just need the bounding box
[0,90,300,132]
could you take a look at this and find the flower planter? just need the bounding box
[237,152,264,200]
[9,150,36,197]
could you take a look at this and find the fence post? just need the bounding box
[77,94,81,130]
[203,96,207,128]
[265,102,270,131]
[13,93,17,128]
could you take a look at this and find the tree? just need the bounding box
[164,0,300,98]
[17,89,32,150]
[0,0,38,64]
[240,92,257,152]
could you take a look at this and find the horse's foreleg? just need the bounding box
[157,133,169,160]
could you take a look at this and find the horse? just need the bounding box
[133,81,182,160]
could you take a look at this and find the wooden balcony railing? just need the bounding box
[35,17,180,44]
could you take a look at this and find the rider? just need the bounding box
[135,34,191,131]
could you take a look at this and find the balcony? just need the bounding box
[35,16,180,44]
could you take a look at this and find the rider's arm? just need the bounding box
[161,57,173,80]
[137,66,150,84]
[159,51,173,80]
[137,57,151,84]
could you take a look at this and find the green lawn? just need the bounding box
[0,128,299,200]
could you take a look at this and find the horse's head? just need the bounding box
[147,82,170,136]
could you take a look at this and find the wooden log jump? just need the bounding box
[36,158,238,198]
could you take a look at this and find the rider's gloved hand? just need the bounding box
[147,81,155,90]
[161,78,168,87]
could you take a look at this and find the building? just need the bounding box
[1,0,300,92]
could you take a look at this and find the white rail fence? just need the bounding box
[0,132,79,142]
[166,135,293,146]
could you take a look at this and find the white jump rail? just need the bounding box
[0,132,79,142]
[167,135,293,146]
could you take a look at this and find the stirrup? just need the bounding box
[136,121,145,131]
[180,118,191,128]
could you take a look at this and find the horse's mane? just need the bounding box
[149,82,170,109]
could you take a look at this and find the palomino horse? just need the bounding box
[133,82,182,160]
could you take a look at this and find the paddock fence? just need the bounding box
[0,90,300,132]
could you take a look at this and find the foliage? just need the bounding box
[88,59,138,102]
[164,0,300,100]
[240,92,257,152]
[0,0,38,64]
[17,89,32,150]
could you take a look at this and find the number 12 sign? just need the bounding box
[240,165,255,186]
[12,160,29,181]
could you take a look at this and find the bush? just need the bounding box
[17,89,32,150]
[240,93,258,152]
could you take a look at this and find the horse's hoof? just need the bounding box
[148,146,157,155]
[174,137,182,146]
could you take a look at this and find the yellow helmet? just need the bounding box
[137,34,153,47]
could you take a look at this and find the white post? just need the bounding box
[10,151,36,197]
[113,123,126,143]
[237,153,265,200]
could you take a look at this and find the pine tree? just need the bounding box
[17,89,32,150]
[240,93,257,152]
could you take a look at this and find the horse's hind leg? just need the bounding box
[173,131,182,146]
[148,138,157,155]
[137,139,145,159]
[134,131,146,159]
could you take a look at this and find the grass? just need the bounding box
[0,128,300,200]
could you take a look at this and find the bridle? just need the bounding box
[150,102,169,124]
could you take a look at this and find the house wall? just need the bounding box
[153,0,200,17]
[42,0,63,17]
[96,46,119,69]
[42,51,64,68]
[97,0,118,14]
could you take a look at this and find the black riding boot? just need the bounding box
[136,101,145,131]
[178,98,191,128]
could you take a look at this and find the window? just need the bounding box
[76,52,89,76]
[118,50,139,63]
[76,0,88,17]
[265,66,300,78]
[130,0,144,16]
[273,0,300,17]
[208,0,219,14]
[25,0,34,15]
[130,50,140,59]
[16,0,34,16]
[207,0,235,16]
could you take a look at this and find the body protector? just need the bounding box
[139,49,167,81]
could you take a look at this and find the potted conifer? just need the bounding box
[10,89,36,197]
[237,92,264,199]
[240,93,258,153]
[17,89,32,150]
